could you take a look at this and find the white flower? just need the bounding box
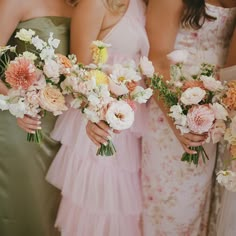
[70,98,83,109]
[217,170,236,192]
[43,59,60,79]
[88,94,100,106]
[106,100,134,130]
[9,98,26,118]
[40,47,55,60]
[210,103,228,121]
[200,75,224,91]
[15,29,35,42]
[92,40,111,48]
[0,95,9,110]
[84,108,100,123]
[180,87,206,105]
[31,36,47,50]
[22,51,37,61]
[139,56,155,77]
[109,78,129,96]
[26,90,39,105]
[130,86,153,103]
[167,49,189,64]
[48,33,60,48]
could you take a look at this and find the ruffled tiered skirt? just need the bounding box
[46,108,142,236]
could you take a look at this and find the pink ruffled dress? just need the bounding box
[46,1,149,235]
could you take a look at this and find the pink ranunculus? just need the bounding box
[5,57,37,90]
[187,105,215,134]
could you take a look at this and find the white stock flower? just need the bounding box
[139,56,155,77]
[92,40,111,48]
[40,47,55,60]
[167,49,189,64]
[22,51,37,61]
[217,170,236,192]
[43,59,60,78]
[200,75,224,91]
[48,33,60,48]
[15,29,35,42]
[9,98,26,118]
[31,36,47,50]
[88,94,100,106]
[130,86,153,103]
[84,108,100,123]
[210,103,228,121]
[106,100,134,130]
[180,87,206,105]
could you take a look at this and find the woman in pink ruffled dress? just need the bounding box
[46,0,149,235]
[142,0,236,235]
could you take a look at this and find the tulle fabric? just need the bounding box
[46,0,149,235]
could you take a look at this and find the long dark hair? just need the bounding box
[181,0,215,29]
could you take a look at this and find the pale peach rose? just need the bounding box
[210,103,228,121]
[5,57,37,90]
[230,145,236,158]
[39,85,67,115]
[200,75,223,91]
[56,54,72,68]
[180,87,206,105]
[187,105,215,134]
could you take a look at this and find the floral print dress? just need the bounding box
[142,4,236,236]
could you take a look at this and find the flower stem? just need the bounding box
[96,140,116,156]
[27,130,43,143]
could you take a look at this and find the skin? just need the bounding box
[70,0,129,147]
[0,0,72,134]
[146,0,236,154]
[225,27,236,67]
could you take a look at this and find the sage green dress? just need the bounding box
[0,17,70,236]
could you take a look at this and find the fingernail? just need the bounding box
[193,151,197,154]
[37,115,41,119]
[103,142,108,146]
[31,131,35,134]
[37,127,42,130]
[107,136,112,140]
[108,129,113,135]
[37,121,41,125]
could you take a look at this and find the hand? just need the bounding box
[17,115,41,134]
[178,131,208,155]
[86,121,120,147]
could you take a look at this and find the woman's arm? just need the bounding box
[225,27,236,67]
[147,0,206,153]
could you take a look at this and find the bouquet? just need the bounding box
[60,40,153,156]
[0,29,69,142]
[217,79,236,191]
[148,49,228,166]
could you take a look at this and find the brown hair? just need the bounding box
[181,0,215,29]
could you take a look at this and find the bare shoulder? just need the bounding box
[74,0,106,14]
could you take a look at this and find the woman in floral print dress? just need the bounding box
[142,0,236,235]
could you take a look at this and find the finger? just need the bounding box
[87,121,109,139]
[184,133,206,142]
[96,121,110,133]
[17,119,41,130]
[113,129,121,134]
[182,145,197,155]
[179,136,203,147]
[89,132,108,145]
[89,136,101,147]
[21,116,41,126]
[25,114,41,120]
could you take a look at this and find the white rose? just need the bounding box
[180,87,206,105]
[130,86,153,103]
[200,75,224,91]
[106,100,134,130]
[167,49,189,64]
[139,56,155,77]
[15,29,35,42]
[210,103,228,121]
[43,59,60,78]
[31,36,47,50]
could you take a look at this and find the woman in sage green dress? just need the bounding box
[0,0,72,235]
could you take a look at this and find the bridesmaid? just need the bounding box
[46,0,149,235]
[142,0,236,235]
[0,0,72,235]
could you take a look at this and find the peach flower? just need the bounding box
[182,80,205,91]
[187,105,215,134]
[56,54,72,68]
[5,57,37,90]
[223,81,236,110]
[39,85,67,115]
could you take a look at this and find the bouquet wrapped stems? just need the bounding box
[181,146,209,166]
[96,139,116,156]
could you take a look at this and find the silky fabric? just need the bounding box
[0,17,70,236]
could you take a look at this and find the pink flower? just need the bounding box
[187,105,215,134]
[5,57,37,90]
[209,119,226,144]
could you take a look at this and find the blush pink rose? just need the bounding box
[187,105,215,134]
